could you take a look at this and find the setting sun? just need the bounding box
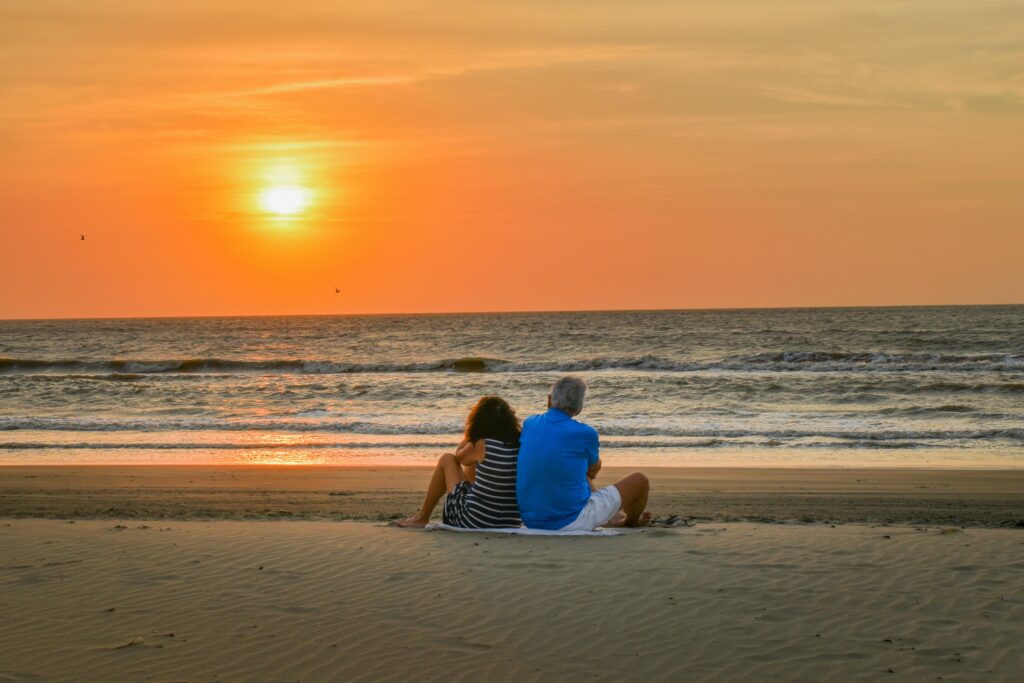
[260,185,311,216]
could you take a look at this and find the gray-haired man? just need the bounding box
[515,375,650,530]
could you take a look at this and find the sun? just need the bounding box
[260,185,311,216]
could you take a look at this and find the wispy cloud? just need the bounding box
[756,86,917,110]
[203,44,662,101]
[224,75,416,97]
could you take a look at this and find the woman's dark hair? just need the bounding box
[465,395,521,445]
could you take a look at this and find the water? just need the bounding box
[1,306,1022,467]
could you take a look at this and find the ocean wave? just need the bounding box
[0,441,445,451]
[0,355,682,375]
[917,381,1024,394]
[0,438,1005,452]
[0,438,726,451]
[0,356,519,376]
[2,416,1022,444]
[809,440,927,449]
[2,351,1023,376]
[0,438,937,451]
[713,351,1024,373]
[598,426,1024,442]
[876,404,978,416]
[0,416,463,435]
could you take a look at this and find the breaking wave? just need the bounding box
[2,351,1022,376]
[1,416,1022,445]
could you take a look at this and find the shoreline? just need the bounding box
[3,465,1022,527]
[4,459,1024,470]
[4,443,1021,469]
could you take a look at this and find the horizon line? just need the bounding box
[1,301,1021,323]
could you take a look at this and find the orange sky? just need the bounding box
[2,1,1022,318]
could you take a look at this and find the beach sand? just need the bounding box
[2,465,1023,526]
[1,518,1022,681]
[2,466,1023,681]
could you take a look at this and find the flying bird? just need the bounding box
[335,287,341,294]
[80,234,85,241]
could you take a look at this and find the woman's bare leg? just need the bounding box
[396,453,465,528]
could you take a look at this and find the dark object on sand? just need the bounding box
[648,515,691,528]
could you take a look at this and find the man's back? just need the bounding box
[515,408,600,529]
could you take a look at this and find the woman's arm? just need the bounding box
[454,438,486,467]
[454,439,485,483]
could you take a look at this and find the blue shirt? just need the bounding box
[515,408,600,529]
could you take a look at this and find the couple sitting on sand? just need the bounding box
[398,376,651,531]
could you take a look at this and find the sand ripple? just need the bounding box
[1,520,1022,681]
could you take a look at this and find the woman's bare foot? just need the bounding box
[395,515,429,528]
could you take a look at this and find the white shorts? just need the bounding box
[560,485,622,532]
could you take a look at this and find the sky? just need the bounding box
[1,1,1022,318]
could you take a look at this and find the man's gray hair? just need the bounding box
[550,375,587,415]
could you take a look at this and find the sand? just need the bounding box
[2,466,1023,681]
[1,518,1022,682]
[1,465,1023,526]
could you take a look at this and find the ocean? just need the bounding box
[1,306,1022,468]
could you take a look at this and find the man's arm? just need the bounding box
[585,427,601,491]
[586,459,602,491]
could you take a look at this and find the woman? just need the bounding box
[397,395,521,528]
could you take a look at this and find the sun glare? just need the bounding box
[260,185,311,216]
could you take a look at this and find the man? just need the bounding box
[516,375,650,530]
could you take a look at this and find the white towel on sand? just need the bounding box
[424,523,629,536]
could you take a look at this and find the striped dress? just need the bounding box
[442,438,521,528]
